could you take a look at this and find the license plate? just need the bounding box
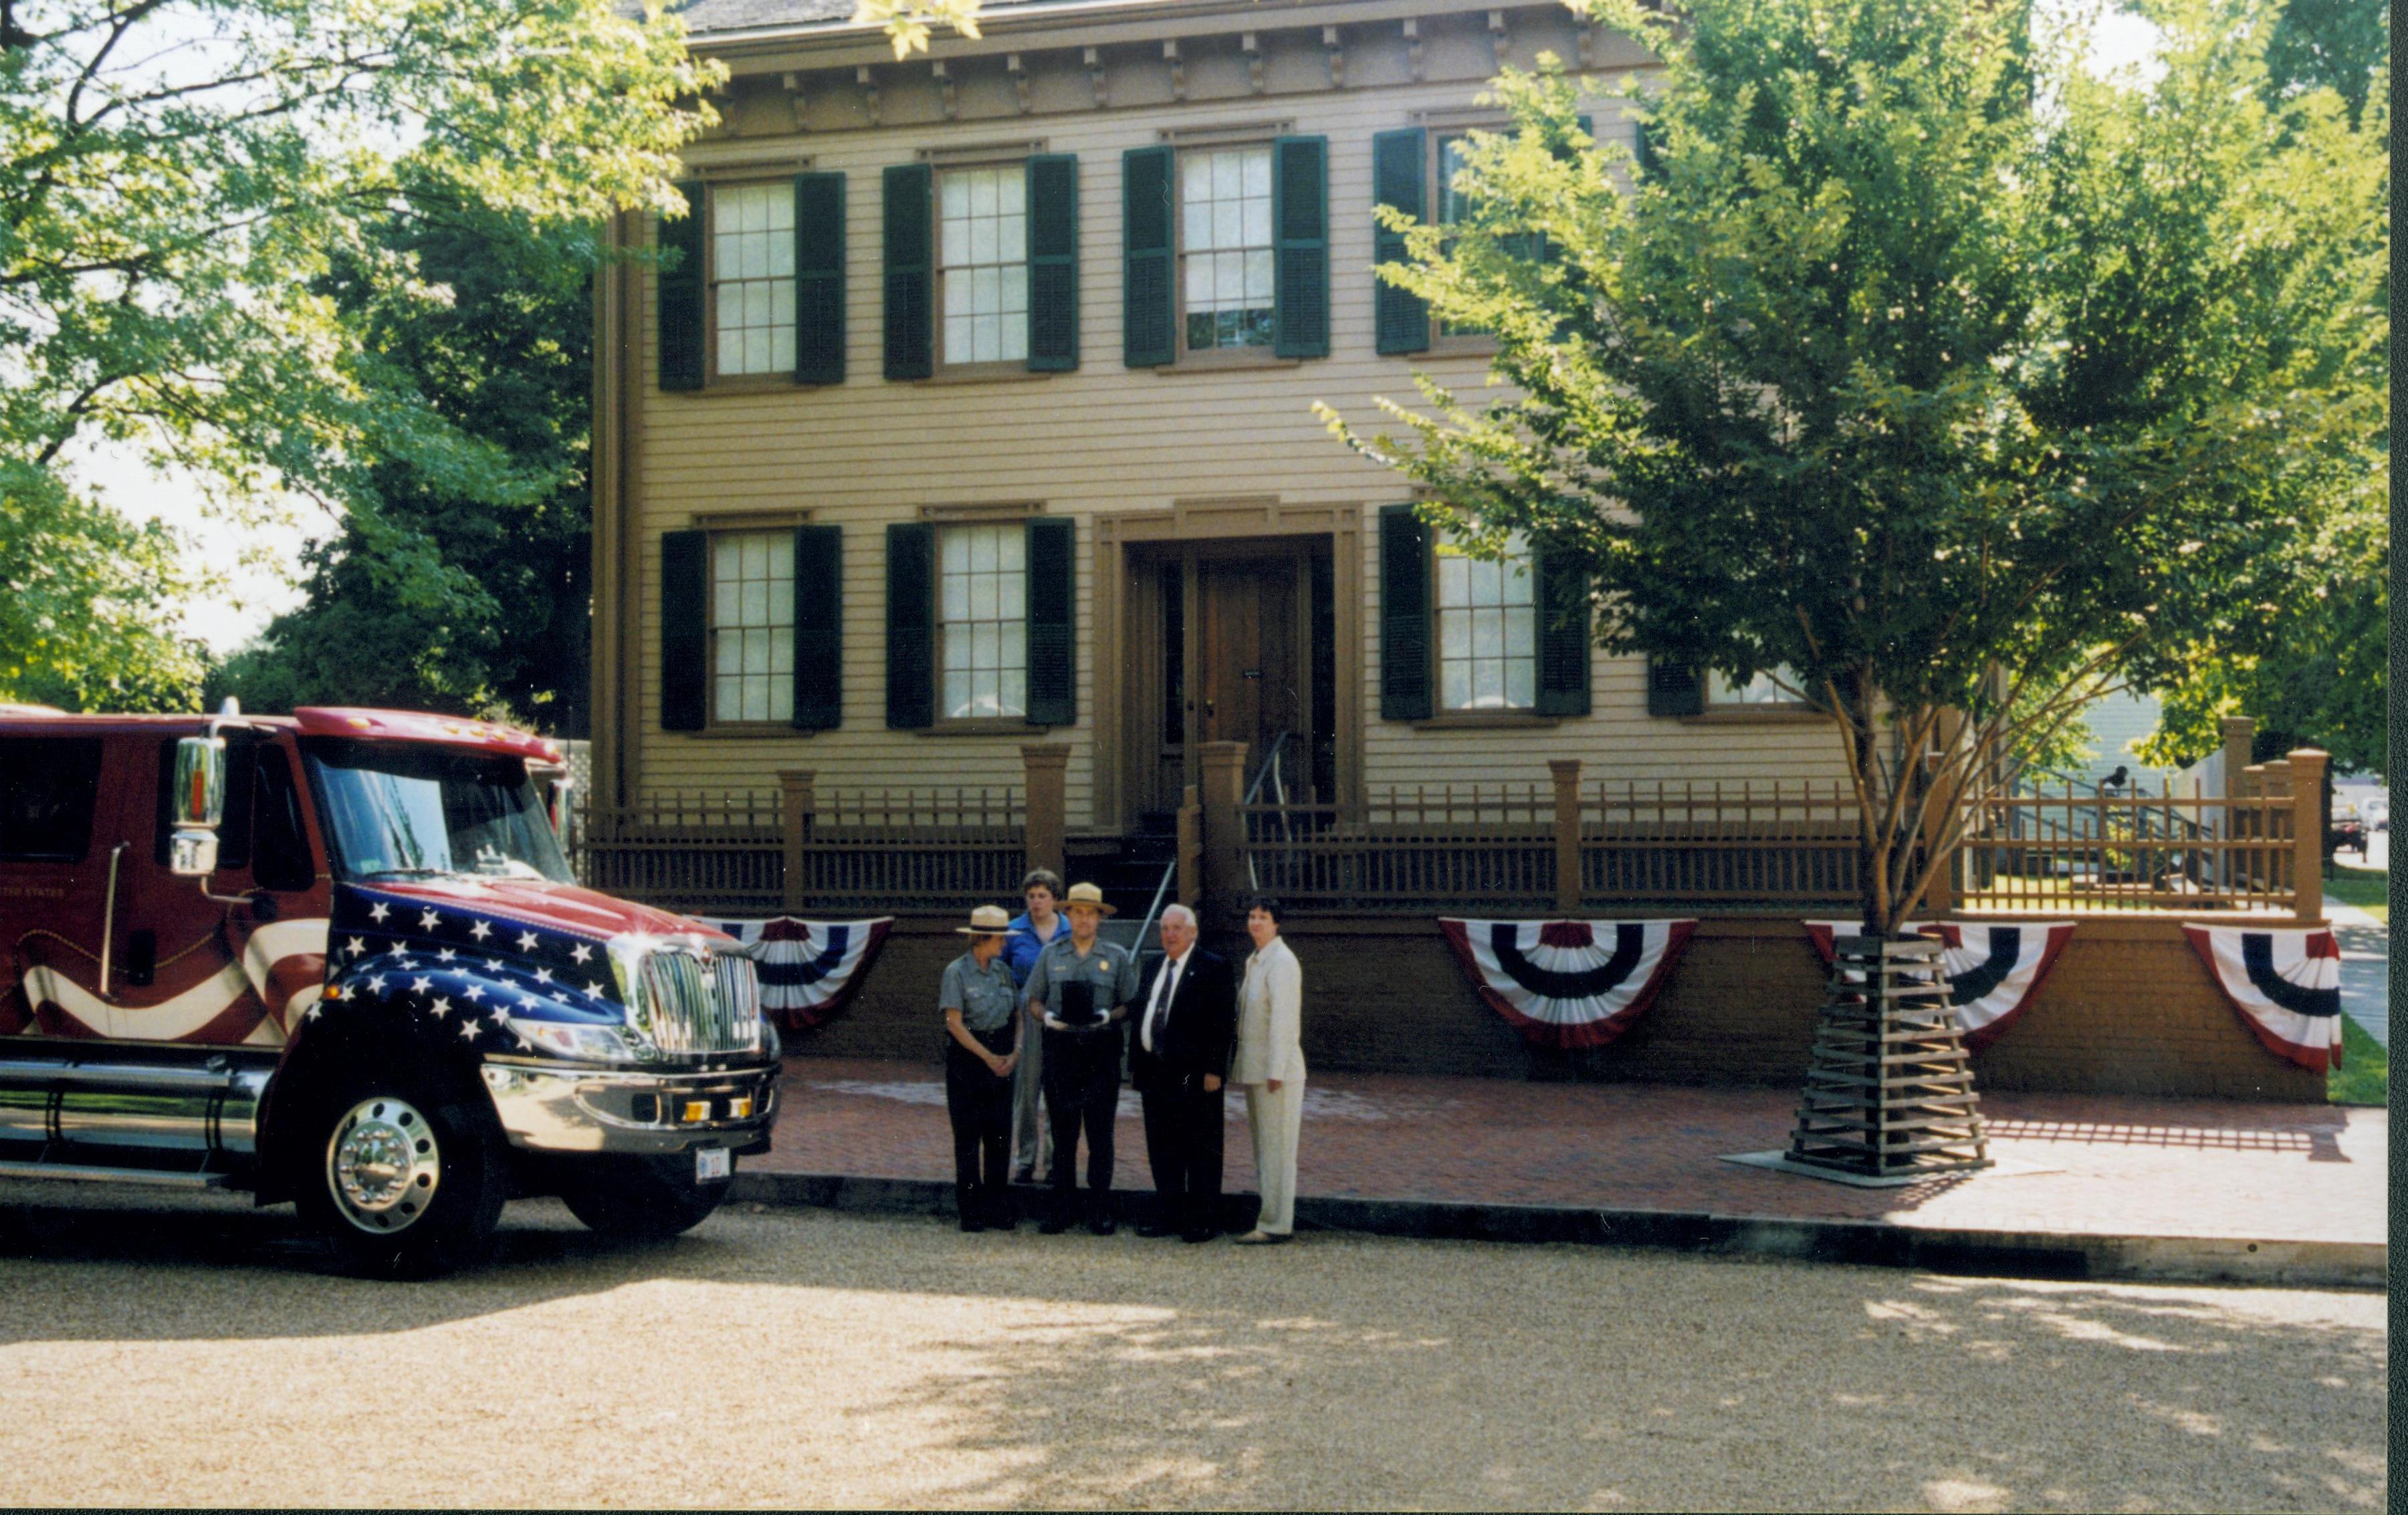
[695,1147,732,1183]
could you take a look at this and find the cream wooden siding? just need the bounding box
[621,13,1847,820]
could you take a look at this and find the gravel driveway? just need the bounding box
[0,1187,2384,1510]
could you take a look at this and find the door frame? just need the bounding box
[1094,496,1364,834]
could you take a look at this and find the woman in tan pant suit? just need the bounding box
[1232,897,1305,1244]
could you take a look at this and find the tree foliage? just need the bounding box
[209,209,595,731]
[0,0,720,709]
[1327,0,2387,931]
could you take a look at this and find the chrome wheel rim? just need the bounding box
[326,1096,441,1234]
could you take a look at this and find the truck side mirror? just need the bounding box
[169,735,225,879]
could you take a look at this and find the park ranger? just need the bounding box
[1022,881,1140,1234]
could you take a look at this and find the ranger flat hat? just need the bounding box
[1061,881,1117,915]
[956,904,1013,935]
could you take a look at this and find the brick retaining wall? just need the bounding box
[784,913,2324,1102]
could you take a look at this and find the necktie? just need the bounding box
[1146,955,1182,1053]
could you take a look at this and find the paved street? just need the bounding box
[0,1186,2383,1510]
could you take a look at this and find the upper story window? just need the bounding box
[712,182,796,379]
[939,166,1029,367]
[1435,531,1537,712]
[1710,666,1805,707]
[938,523,1028,720]
[713,530,796,723]
[1180,145,1275,354]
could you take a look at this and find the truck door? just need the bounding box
[116,732,330,1046]
[0,731,127,1039]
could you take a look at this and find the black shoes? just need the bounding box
[960,1216,985,1234]
[1180,1228,1219,1244]
[1135,1221,1174,1238]
[1086,1214,1117,1237]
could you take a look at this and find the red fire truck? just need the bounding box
[0,703,780,1274]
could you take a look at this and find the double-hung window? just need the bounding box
[712,183,797,379]
[937,523,1028,720]
[712,530,797,724]
[655,173,845,391]
[1709,667,1807,707]
[1180,145,1275,354]
[1434,531,1537,712]
[938,166,1029,366]
[1122,136,1327,366]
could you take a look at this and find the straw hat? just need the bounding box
[1061,881,1117,915]
[956,904,1013,936]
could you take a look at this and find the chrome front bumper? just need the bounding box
[477,1058,780,1156]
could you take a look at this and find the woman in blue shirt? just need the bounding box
[1004,868,1065,1182]
[942,905,1024,1232]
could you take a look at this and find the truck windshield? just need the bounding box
[303,738,572,884]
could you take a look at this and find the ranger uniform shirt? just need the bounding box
[1023,934,1139,1030]
[940,950,1020,1034]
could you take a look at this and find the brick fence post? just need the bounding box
[1021,743,1069,885]
[2288,748,2327,921]
[1549,759,1583,915]
[777,769,815,913]
[1198,741,1249,938]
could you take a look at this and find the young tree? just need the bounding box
[0,0,721,708]
[1327,0,2387,934]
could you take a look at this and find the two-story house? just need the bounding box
[588,0,1850,848]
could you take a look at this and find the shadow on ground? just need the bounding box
[0,1193,2383,1510]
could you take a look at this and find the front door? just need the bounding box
[1195,558,1301,785]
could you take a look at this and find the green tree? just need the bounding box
[2258,0,2389,122]
[0,0,721,709]
[1328,0,2387,933]
[210,209,596,731]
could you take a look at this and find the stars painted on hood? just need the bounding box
[429,998,451,1019]
[367,901,391,923]
[469,919,493,942]
[570,943,593,965]
[418,908,442,931]
[345,937,367,958]
[516,930,540,953]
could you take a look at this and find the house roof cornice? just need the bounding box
[693,0,1570,76]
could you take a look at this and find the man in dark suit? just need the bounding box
[1129,902,1237,1243]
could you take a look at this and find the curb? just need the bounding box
[727,1171,2386,1291]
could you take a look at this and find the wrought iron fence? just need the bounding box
[1583,779,1860,905]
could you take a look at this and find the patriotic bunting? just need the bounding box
[1437,918,1696,1049]
[699,916,895,1030]
[2181,925,2343,1073]
[1803,921,2076,1046]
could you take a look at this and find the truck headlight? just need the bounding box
[512,1020,650,1063]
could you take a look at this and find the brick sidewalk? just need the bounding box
[754,1056,2385,1247]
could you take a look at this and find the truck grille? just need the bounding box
[635,948,762,1056]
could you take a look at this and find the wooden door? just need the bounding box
[1196,558,1301,782]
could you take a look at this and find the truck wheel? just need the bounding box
[560,1154,730,1241]
[294,1064,508,1278]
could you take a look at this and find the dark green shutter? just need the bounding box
[1122,146,1175,367]
[1024,517,1076,726]
[1272,135,1329,360]
[794,172,846,385]
[1026,154,1080,372]
[1378,505,1432,721]
[1533,550,1592,717]
[885,522,935,728]
[660,530,707,729]
[883,163,933,381]
[1646,659,1705,717]
[792,526,843,730]
[1632,115,1657,179]
[1372,129,1429,356]
[657,181,705,391]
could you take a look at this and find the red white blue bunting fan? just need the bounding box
[2181,925,2344,1073]
[1438,918,1696,1049]
[698,916,895,1030]
[1803,921,2076,1046]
